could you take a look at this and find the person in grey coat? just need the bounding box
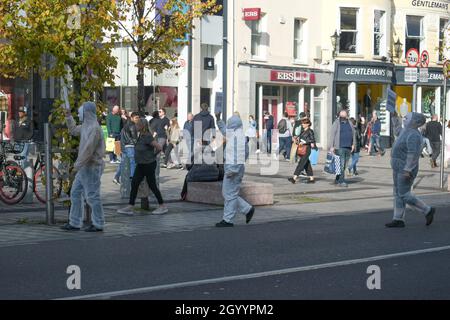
[328,109,356,187]
[215,113,255,227]
[386,112,435,228]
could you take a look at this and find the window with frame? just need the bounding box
[251,19,262,57]
[439,18,449,62]
[405,15,424,58]
[294,19,305,61]
[374,10,385,56]
[340,8,358,54]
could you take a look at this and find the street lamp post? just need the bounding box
[394,38,403,63]
[331,30,340,58]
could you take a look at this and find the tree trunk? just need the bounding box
[137,57,145,114]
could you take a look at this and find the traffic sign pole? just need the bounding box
[440,75,447,190]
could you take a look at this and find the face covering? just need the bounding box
[78,106,84,122]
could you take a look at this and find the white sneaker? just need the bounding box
[152,206,168,215]
[113,178,121,185]
[255,149,261,154]
[117,205,135,215]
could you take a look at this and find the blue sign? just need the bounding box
[386,88,397,113]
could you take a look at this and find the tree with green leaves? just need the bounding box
[112,0,220,112]
[0,0,119,194]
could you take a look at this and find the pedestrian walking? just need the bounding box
[113,112,139,185]
[193,103,216,146]
[13,106,33,166]
[385,112,435,228]
[424,114,442,168]
[106,105,123,164]
[277,112,293,161]
[245,115,257,155]
[264,111,274,154]
[164,117,182,169]
[328,109,356,187]
[348,118,361,176]
[214,112,255,227]
[61,101,106,232]
[117,119,168,216]
[288,118,316,184]
[369,111,385,156]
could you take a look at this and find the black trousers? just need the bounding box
[129,162,164,205]
[431,142,441,162]
[294,147,313,177]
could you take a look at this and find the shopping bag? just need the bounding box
[114,141,122,156]
[323,152,335,174]
[105,137,115,152]
[309,149,319,165]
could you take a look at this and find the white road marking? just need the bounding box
[57,244,450,300]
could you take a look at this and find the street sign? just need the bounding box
[404,67,418,82]
[419,68,429,83]
[386,88,397,113]
[420,50,429,68]
[406,48,420,67]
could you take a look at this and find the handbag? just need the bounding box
[296,143,307,157]
[105,137,115,152]
[114,140,122,156]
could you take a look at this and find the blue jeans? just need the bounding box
[349,152,360,173]
[222,165,252,223]
[115,146,136,181]
[266,130,272,154]
[370,135,383,154]
[393,171,430,221]
[19,142,30,167]
[335,148,351,184]
[278,136,292,159]
[69,164,105,229]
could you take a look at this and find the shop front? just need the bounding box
[334,61,394,147]
[238,64,332,147]
[393,67,447,119]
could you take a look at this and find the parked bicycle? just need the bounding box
[32,142,63,204]
[0,141,28,205]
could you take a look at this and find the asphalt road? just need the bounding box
[0,205,449,300]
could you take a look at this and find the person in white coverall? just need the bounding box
[215,113,255,227]
[61,102,106,232]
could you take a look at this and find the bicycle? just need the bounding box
[0,141,28,205]
[32,142,63,203]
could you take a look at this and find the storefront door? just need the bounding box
[262,97,279,128]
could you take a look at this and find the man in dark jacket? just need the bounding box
[193,103,216,146]
[264,111,274,154]
[106,105,123,163]
[424,115,442,168]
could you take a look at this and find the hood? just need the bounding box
[403,112,426,129]
[226,115,243,130]
[81,101,98,125]
[198,110,211,117]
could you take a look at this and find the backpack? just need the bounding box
[278,119,287,134]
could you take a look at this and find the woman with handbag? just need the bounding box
[288,118,316,184]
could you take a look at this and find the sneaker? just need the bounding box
[215,220,234,228]
[425,207,435,226]
[354,171,359,176]
[347,169,353,176]
[117,205,135,215]
[338,182,348,188]
[61,223,80,231]
[255,149,261,154]
[110,160,116,164]
[177,164,184,170]
[167,163,176,169]
[246,206,255,224]
[288,177,297,184]
[152,206,168,215]
[84,225,103,232]
[113,178,121,185]
[161,163,167,168]
[385,220,405,228]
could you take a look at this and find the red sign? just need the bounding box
[285,102,297,117]
[420,50,429,68]
[406,48,420,67]
[243,8,261,21]
[270,70,316,84]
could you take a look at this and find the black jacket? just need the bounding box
[193,111,216,142]
[13,117,33,141]
[120,120,138,147]
[424,121,442,143]
[299,128,316,147]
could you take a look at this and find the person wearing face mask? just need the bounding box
[386,112,436,228]
[328,109,356,187]
[61,101,106,232]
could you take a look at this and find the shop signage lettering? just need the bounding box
[428,72,444,81]
[411,0,449,10]
[243,8,261,21]
[270,70,316,84]
[344,67,387,77]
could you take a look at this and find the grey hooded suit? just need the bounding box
[391,112,431,221]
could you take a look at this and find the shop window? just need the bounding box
[263,86,280,97]
[251,19,262,58]
[340,8,358,54]
[293,19,306,62]
[405,15,424,58]
[336,84,349,113]
[439,18,449,62]
[373,10,386,56]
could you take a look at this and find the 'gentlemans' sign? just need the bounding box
[336,63,393,83]
[411,0,449,10]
